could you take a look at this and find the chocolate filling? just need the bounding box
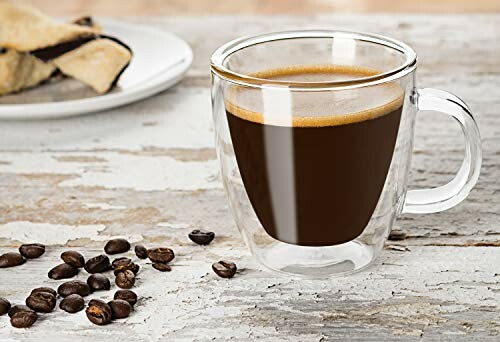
[29,34,132,92]
[72,16,95,27]
[100,35,132,54]
[30,34,132,62]
[109,61,130,90]
[30,35,98,61]
[103,36,133,89]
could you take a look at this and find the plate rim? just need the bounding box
[0,20,193,120]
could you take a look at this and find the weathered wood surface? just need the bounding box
[0,15,499,341]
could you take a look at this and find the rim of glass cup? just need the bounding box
[210,30,417,91]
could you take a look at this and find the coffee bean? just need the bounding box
[188,230,215,245]
[60,294,85,313]
[48,263,79,279]
[212,261,237,278]
[8,305,33,318]
[11,311,37,328]
[152,263,171,272]
[112,257,139,275]
[31,287,57,297]
[134,245,148,259]
[0,297,10,316]
[87,273,110,292]
[104,239,130,254]
[147,247,175,264]
[84,255,111,274]
[86,299,112,325]
[0,252,26,268]
[19,243,45,259]
[115,270,135,289]
[388,229,407,241]
[26,292,56,313]
[111,257,131,268]
[114,290,137,306]
[61,251,85,268]
[108,299,132,319]
[58,280,91,297]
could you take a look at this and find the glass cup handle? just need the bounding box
[403,88,482,214]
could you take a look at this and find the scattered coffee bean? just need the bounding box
[0,297,10,316]
[48,263,79,279]
[26,292,56,313]
[147,247,175,264]
[58,280,90,297]
[31,287,57,297]
[84,255,111,274]
[104,239,130,255]
[108,299,132,319]
[114,290,137,306]
[8,305,33,318]
[115,270,135,289]
[87,273,110,292]
[61,251,85,268]
[212,261,237,278]
[134,245,148,259]
[152,263,171,272]
[11,311,37,328]
[86,299,112,325]
[60,294,85,313]
[112,257,139,275]
[0,252,26,268]
[112,257,131,268]
[388,229,407,241]
[19,243,45,259]
[188,229,215,245]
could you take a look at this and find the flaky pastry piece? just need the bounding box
[0,4,133,95]
[0,3,98,51]
[0,49,56,96]
[0,13,103,96]
[53,38,132,94]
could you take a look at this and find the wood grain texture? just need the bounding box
[0,14,499,341]
[9,0,500,16]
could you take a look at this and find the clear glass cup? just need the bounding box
[210,30,481,278]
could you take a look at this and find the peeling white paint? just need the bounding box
[0,246,497,339]
[85,202,127,210]
[0,221,145,245]
[0,88,214,151]
[60,154,220,191]
[90,234,144,244]
[0,152,221,191]
[0,221,106,245]
[157,222,190,229]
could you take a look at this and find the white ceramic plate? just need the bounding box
[0,20,193,120]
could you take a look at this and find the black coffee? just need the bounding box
[225,65,403,246]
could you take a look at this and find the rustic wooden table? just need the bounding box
[0,13,499,341]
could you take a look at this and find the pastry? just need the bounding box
[0,13,101,96]
[0,3,133,96]
[0,3,97,52]
[53,38,132,94]
[0,49,56,96]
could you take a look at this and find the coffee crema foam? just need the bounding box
[225,64,404,127]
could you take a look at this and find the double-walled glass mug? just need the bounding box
[210,30,481,278]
